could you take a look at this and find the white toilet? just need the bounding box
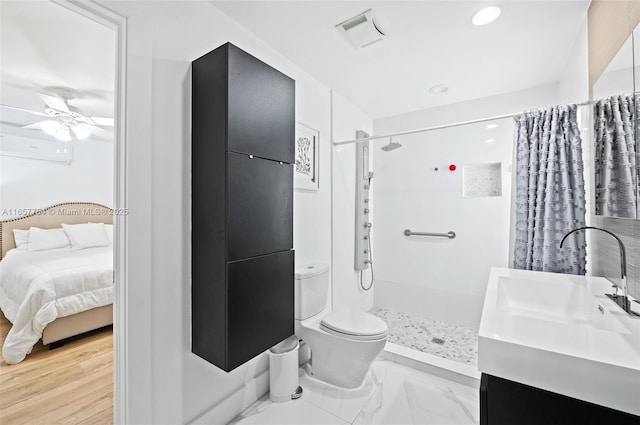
[294,262,388,389]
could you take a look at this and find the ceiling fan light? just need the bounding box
[55,126,71,142]
[40,120,61,135]
[72,124,91,140]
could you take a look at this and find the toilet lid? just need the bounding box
[320,311,388,340]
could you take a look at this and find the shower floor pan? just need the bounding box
[370,306,479,366]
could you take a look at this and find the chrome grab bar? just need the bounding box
[403,229,456,239]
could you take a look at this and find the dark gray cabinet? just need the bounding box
[480,374,640,425]
[227,152,293,261]
[227,46,295,163]
[192,42,295,372]
[228,251,294,370]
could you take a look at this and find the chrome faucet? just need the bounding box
[560,226,632,315]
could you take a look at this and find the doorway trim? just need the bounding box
[51,0,127,422]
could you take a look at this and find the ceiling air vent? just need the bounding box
[336,9,386,49]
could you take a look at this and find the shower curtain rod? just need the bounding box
[333,100,592,146]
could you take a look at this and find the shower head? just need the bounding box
[381,137,402,152]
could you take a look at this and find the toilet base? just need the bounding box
[297,322,387,389]
[302,365,371,392]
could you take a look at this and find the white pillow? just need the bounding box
[13,229,30,250]
[104,224,113,243]
[28,227,70,251]
[62,223,110,250]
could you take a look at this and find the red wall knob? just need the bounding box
[449,164,456,171]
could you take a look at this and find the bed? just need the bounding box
[0,202,114,364]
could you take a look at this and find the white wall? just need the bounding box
[375,83,559,136]
[0,136,113,218]
[558,19,589,105]
[593,67,636,98]
[95,1,352,423]
[372,85,560,328]
[331,92,374,313]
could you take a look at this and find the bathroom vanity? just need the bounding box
[478,268,640,424]
[191,43,295,372]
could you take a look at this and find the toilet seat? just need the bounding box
[320,310,388,341]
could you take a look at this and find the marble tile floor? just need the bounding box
[230,359,479,425]
[369,307,478,367]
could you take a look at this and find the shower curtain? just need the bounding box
[593,94,637,218]
[512,104,586,275]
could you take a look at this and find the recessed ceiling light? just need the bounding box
[429,84,448,94]
[486,138,495,144]
[486,123,498,129]
[472,6,502,26]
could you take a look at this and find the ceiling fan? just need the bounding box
[1,89,114,142]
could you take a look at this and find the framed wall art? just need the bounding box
[294,122,319,190]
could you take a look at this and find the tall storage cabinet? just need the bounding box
[192,43,295,372]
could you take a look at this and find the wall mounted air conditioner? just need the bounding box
[0,136,73,164]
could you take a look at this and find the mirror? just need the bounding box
[636,24,640,219]
[592,25,639,219]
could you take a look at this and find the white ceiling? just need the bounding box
[0,1,116,126]
[211,0,590,119]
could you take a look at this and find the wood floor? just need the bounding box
[0,312,113,424]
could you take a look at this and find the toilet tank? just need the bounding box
[295,263,329,320]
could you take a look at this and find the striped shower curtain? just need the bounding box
[594,94,638,218]
[512,104,587,275]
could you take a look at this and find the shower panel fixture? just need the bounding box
[355,130,373,272]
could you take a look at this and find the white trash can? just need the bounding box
[269,335,302,403]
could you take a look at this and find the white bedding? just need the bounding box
[0,245,113,364]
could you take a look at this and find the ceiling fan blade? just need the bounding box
[90,116,114,126]
[0,104,48,117]
[88,125,113,139]
[37,92,70,112]
[22,122,46,129]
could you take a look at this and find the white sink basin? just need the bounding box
[496,276,630,334]
[479,268,640,416]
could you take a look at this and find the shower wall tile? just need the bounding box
[590,215,640,299]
